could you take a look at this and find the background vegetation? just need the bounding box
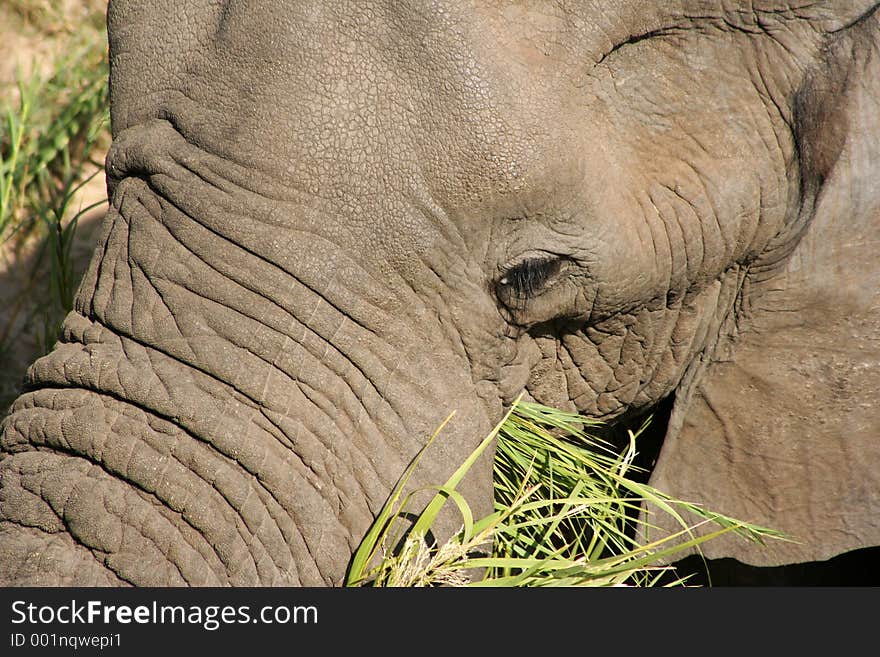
[0,0,110,410]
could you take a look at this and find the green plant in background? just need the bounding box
[346,398,786,587]
[0,75,37,239]
[0,42,109,241]
[0,18,110,369]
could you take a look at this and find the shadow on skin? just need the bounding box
[614,395,880,586]
[665,546,880,586]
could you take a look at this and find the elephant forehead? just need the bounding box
[111,4,666,196]
[111,0,828,229]
[152,1,578,200]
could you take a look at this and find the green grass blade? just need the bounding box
[344,411,456,586]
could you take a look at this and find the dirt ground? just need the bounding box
[0,1,108,410]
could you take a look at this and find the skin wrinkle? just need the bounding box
[247,480,305,580]
[131,268,193,365]
[193,454,300,583]
[294,341,403,483]
[16,453,194,585]
[561,338,611,414]
[146,501,225,585]
[252,410,334,507]
[647,188,679,296]
[25,379,307,583]
[152,184,389,343]
[750,53,795,137]
[147,105,334,208]
[241,387,378,576]
[149,273,342,412]
[549,281,725,419]
[828,0,880,32]
[6,523,127,586]
[96,206,127,333]
[631,309,673,403]
[112,197,398,448]
[231,464,280,582]
[124,206,137,337]
[42,460,84,539]
[288,376,388,517]
[162,437,305,584]
[114,522,189,587]
[15,398,268,583]
[203,270,389,513]
[152,213,395,411]
[632,192,665,300]
[657,184,702,283]
[641,310,686,402]
[110,484,194,585]
[173,455,279,583]
[686,161,730,262]
[4,469,64,534]
[107,126,398,332]
[589,3,818,70]
[416,253,472,363]
[139,433,233,576]
[167,169,394,322]
[170,148,239,202]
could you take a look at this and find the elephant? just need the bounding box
[1,0,879,586]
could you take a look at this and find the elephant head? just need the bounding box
[1,0,879,585]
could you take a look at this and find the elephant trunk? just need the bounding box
[0,121,495,586]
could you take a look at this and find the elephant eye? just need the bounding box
[496,256,564,305]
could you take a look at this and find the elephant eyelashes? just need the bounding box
[496,256,564,304]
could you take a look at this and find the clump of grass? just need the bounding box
[346,398,786,587]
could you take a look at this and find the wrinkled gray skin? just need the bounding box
[1,0,879,586]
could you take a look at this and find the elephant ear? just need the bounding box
[645,12,880,566]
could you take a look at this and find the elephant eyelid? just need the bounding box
[496,257,564,301]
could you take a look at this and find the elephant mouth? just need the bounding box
[592,394,674,484]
